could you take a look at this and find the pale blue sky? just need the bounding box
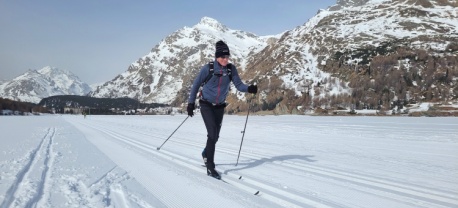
[0,1,336,84]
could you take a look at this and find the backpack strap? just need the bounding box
[201,61,233,87]
[201,62,215,87]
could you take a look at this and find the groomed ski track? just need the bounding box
[69,117,320,208]
[1,128,56,208]
[63,115,458,208]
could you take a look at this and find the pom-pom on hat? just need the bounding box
[215,40,230,58]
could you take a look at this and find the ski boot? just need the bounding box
[207,168,221,180]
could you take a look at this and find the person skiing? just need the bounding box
[187,40,257,179]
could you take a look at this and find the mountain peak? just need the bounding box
[199,16,219,25]
[196,16,227,31]
[38,66,71,77]
[38,66,59,75]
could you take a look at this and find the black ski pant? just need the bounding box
[199,100,225,169]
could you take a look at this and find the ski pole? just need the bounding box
[236,94,254,166]
[157,115,189,150]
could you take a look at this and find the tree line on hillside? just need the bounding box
[324,41,458,111]
[229,40,457,115]
[1,95,168,115]
[0,97,48,114]
[38,95,168,114]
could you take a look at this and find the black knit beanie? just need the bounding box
[215,40,230,58]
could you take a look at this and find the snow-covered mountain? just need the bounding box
[0,66,92,103]
[244,0,457,112]
[317,0,457,52]
[91,0,457,113]
[90,17,279,105]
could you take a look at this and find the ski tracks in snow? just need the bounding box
[231,149,458,208]
[70,117,458,208]
[1,127,56,208]
[0,122,157,208]
[161,138,458,208]
[73,119,343,208]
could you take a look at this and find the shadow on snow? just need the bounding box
[220,154,316,174]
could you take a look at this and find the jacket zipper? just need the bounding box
[215,68,223,104]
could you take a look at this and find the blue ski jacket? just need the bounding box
[188,60,248,104]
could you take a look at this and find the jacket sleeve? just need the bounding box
[230,65,248,92]
[188,65,209,103]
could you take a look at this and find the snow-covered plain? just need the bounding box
[0,115,457,208]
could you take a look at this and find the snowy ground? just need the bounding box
[0,115,457,208]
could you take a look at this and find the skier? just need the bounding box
[187,40,257,179]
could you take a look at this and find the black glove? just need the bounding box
[187,103,195,117]
[247,84,258,94]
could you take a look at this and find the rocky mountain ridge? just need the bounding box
[241,0,457,113]
[89,0,456,114]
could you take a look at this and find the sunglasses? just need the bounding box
[219,55,230,59]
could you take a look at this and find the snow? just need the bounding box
[92,16,274,104]
[0,66,91,103]
[323,0,458,51]
[1,115,457,208]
